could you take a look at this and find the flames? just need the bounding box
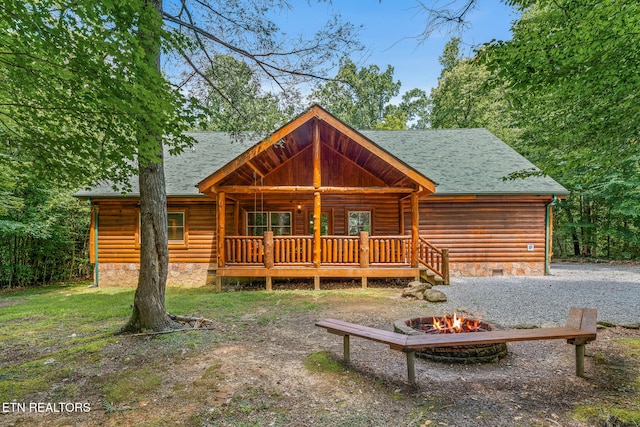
[429,312,482,334]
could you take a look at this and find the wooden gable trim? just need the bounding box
[198,105,437,195]
[197,108,319,194]
[312,108,436,194]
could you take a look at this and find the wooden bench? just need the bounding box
[316,307,597,385]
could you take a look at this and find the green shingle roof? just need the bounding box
[361,129,568,196]
[76,129,568,198]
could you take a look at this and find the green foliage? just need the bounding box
[0,183,90,288]
[0,0,197,191]
[195,55,294,132]
[428,38,517,142]
[311,58,429,130]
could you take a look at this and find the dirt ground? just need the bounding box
[2,283,639,427]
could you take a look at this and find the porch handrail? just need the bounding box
[418,237,450,284]
[273,235,313,264]
[225,236,265,264]
[223,234,449,285]
[321,235,360,264]
[369,235,411,264]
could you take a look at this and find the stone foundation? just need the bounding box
[95,260,545,287]
[97,263,216,287]
[450,262,545,277]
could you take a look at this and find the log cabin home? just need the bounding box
[76,105,568,289]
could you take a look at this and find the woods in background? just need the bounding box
[1,0,638,288]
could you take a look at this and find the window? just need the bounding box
[247,211,291,236]
[137,209,187,246]
[309,213,330,235]
[348,211,371,236]
[167,212,185,243]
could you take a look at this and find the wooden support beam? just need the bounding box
[264,231,274,269]
[343,335,351,363]
[217,192,226,268]
[359,231,370,268]
[246,161,264,178]
[575,344,585,377]
[313,191,321,268]
[313,118,321,189]
[266,276,272,292]
[214,185,416,194]
[314,275,320,290]
[442,249,450,285]
[411,192,419,268]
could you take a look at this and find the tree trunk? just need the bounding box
[123,153,176,332]
[122,0,177,333]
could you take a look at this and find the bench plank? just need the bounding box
[316,319,409,348]
[404,326,596,350]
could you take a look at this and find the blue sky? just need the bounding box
[273,0,519,96]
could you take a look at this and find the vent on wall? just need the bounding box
[492,269,504,276]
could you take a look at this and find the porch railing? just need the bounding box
[223,234,449,283]
[225,236,265,264]
[417,237,450,284]
[274,236,313,264]
[321,236,360,264]
[370,236,410,264]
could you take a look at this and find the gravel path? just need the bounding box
[434,263,640,327]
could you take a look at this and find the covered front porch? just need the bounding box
[215,231,449,290]
[198,106,450,290]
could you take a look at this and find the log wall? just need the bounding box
[92,194,551,285]
[411,197,548,276]
[94,199,217,264]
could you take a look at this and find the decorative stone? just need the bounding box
[423,288,447,302]
[401,280,431,299]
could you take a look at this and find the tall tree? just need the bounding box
[311,58,428,130]
[1,0,359,331]
[483,0,640,258]
[195,55,293,132]
[429,38,515,141]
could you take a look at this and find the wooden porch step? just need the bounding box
[420,267,445,286]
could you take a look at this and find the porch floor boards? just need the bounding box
[215,265,421,278]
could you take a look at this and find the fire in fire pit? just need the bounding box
[394,312,508,364]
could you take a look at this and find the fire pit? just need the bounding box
[394,313,508,364]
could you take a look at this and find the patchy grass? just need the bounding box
[572,335,640,425]
[102,366,163,406]
[303,351,345,374]
[204,386,287,427]
[0,282,335,405]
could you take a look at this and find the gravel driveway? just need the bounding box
[434,262,640,327]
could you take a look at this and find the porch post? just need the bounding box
[359,231,370,268]
[217,191,226,268]
[264,231,274,268]
[312,119,322,268]
[313,191,321,268]
[411,191,419,268]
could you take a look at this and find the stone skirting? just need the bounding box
[449,262,546,277]
[97,263,216,287]
[96,261,545,286]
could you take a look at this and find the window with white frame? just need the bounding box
[247,211,291,236]
[348,211,371,236]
